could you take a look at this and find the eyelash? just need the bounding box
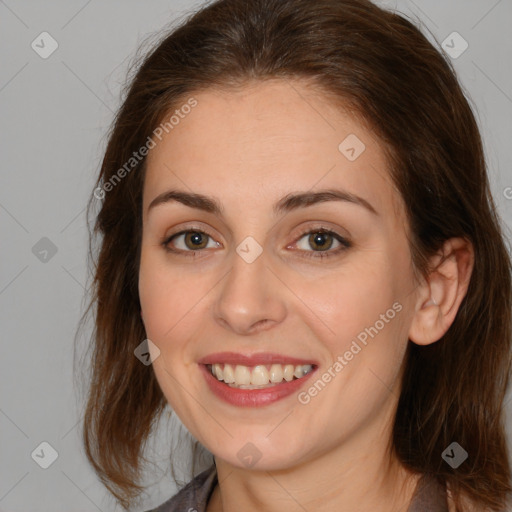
[161,226,351,260]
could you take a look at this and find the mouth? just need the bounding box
[197,352,318,407]
[206,362,315,389]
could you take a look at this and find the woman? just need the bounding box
[80,0,512,510]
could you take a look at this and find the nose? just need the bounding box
[213,248,287,336]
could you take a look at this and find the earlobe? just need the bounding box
[408,237,474,346]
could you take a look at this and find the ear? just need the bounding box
[409,237,474,346]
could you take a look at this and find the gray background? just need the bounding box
[1,0,511,510]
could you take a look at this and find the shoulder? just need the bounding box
[412,473,495,512]
[446,484,495,512]
[407,472,449,512]
[143,464,217,512]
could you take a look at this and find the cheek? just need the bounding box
[138,251,206,412]
[304,255,410,400]
[138,250,197,342]
[307,258,405,348]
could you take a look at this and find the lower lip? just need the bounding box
[199,364,317,407]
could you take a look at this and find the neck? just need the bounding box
[208,420,420,512]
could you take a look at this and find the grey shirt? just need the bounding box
[145,464,449,512]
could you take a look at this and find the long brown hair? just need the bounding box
[78,0,512,509]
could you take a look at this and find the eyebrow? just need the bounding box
[147,188,378,216]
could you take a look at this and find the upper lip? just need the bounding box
[198,352,318,367]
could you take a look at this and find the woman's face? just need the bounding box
[139,79,419,470]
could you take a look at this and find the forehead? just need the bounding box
[143,79,405,224]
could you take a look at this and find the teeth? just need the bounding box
[222,364,235,383]
[213,364,224,381]
[294,365,306,378]
[269,364,283,383]
[234,365,251,385]
[209,363,313,388]
[251,365,270,385]
[283,364,295,382]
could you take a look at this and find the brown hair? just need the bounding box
[78,0,512,509]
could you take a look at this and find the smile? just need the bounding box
[198,352,319,406]
[207,363,314,389]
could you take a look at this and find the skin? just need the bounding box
[138,79,474,512]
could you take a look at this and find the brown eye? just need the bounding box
[183,231,209,250]
[307,232,334,251]
[163,230,219,254]
[293,228,351,260]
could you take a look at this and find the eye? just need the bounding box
[293,228,351,259]
[162,229,220,255]
[161,227,351,260]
